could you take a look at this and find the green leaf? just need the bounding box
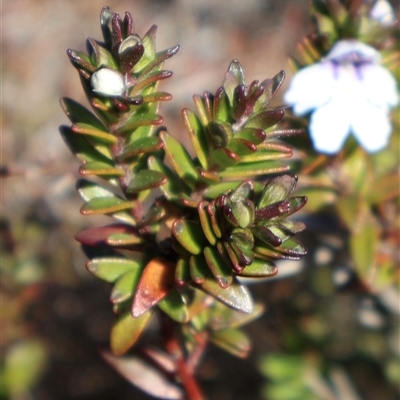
[204,246,233,288]
[214,86,230,121]
[254,70,285,111]
[245,109,284,130]
[148,156,184,201]
[77,179,118,201]
[106,232,145,246]
[60,97,106,129]
[59,126,112,163]
[80,197,135,215]
[133,25,157,72]
[223,60,245,103]
[110,269,142,304]
[118,136,163,161]
[110,310,153,356]
[172,220,206,255]
[127,169,167,193]
[86,258,142,283]
[190,255,210,284]
[199,276,253,313]
[72,122,117,144]
[158,288,189,323]
[116,113,163,135]
[175,257,191,286]
[87,38,118,69]
[79,161,125,176]
[160,131,199,189]
[198,201,217,245]
[210,147,240,169]
[239,258,277,277]
[182,108,210,169]
[218,161,289,178]
[210,328,251,358]
[257,175,298,209]
[234,128,266,145]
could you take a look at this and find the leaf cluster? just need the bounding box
[60,6,307,361]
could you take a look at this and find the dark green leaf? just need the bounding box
[127,169,167,193]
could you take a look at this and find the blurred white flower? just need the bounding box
[91,68,126,96]
[370,0,396,27]
[284,40,399,154]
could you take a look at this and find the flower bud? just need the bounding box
[91,68,126,96]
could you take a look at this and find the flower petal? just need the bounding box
[325,40,380,64]
[351,98,392,152]
[360,64,399,109]
[309,97,351,154]
[284,63,335,115]
[370,0,396,27]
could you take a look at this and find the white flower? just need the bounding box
[284,40,399,154]
[370,0,396,27]
[90,68,126,96]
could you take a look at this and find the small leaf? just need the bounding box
[158,288,189,323]
[101,352,184,400]
[72,122,117,144]
[190,255,210,284]
[160,131,199,189]
[59,126,111,163]
[210,328,251,358]
[118,136,163,161]
[86,258,142,283]
[239,258,277,277]
[116,113,163,135]
[233,84,247,121]
[175,258,191,286]
[199,276,253,313]
[87,38,118,69]
[245,109,284,130]
[127,170,167,193]
[234,128,266,145]
[182,108,210,170]
[148,156,184,201]
[210,147,240,169]
[60,98,106,129]
[132,257,176,317]
[214,86,230,122]
[223,60,245,103]
[204,246,233,288]
[218,161,289,178]
[257,175,298,209]
[198,201,217,245]
[80,197,135,215]
[110,310,153,356]
[79,161,124,176]
[111,269,142,304]
[172,220,206,255]
[255,70,285,110]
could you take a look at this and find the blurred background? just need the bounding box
[2,1,399,399]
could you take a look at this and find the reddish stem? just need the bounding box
[163,318,206,400]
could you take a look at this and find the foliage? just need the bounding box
[58,6,307,398]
